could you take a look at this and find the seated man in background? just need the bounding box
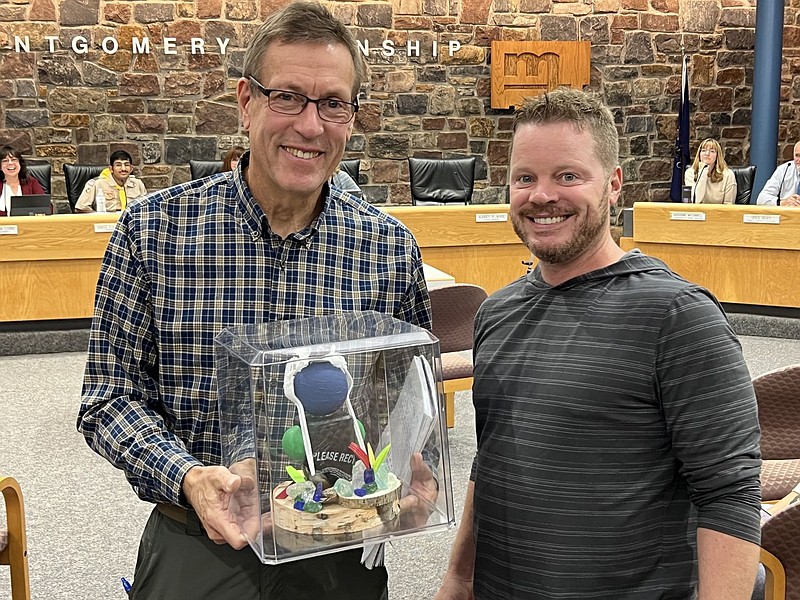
[75,150,148,212]
[756,141,800,206]
[331,166,361,196]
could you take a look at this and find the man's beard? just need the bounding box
[511,186,610,265]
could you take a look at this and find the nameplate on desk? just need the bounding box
[475,213,508,223]
[669,211,706,222]
[0,225,18,235]
[93,223,116,233]
[743,214,781,225]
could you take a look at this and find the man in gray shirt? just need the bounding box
[436,89,761,600]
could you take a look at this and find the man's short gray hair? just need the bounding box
[243,1,367,101]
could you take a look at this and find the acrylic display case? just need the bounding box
[214,311,456,565]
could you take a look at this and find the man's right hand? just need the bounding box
[182,465,249,548]
[783,194,800,207]
[434,573,475,600]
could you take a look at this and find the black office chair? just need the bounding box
[63,164,105,213]
[730,165,757,205]
[339,159,360,183]
[408,156,476,206]
[26,163,51,194]
[27,162,52,194]
[189,160,224,180]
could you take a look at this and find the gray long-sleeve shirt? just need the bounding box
[469,252,761,600]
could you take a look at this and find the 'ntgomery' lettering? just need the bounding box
[12,36,232,55]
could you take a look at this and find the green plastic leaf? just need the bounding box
[286,465,306,483]
[367,442,376,468]
[372,443,391,472]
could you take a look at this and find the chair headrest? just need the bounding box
[63,164,106,210]
[339,159,360,182]
[190,160,224,180]
[408,157,477,205]
[26,163,51,194]
[429,283,488,352]
[730,165,756,205]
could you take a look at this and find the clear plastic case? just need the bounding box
[215,311,456,564]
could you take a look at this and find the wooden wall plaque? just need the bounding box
[491,41,591,109]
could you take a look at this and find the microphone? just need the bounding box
[776,162,790,206]
[692,164,707,203]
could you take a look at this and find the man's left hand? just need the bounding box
[783,194,800,207]
[399,452,439,529]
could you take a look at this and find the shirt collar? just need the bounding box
[232,151,267,239]
[236,150,334,246]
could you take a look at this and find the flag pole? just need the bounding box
[669,47,691,202]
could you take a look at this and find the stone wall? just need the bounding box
[0,0,790,209]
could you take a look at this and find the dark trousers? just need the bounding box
[130,507,389,600]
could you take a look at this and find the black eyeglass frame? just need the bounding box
[248,76,359,124]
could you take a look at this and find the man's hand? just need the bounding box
[182,465,249,548]
[783,194,800,207]
[399,452,439,529]
[436,481,476,599]
[434,573,475,600]
[228,459,270,544]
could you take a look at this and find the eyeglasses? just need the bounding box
[1,157,20,165]
[248,76,358,124]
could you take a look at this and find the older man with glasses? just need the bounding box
[77,2,433,599]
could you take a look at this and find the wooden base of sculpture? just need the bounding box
[272,479,402,537]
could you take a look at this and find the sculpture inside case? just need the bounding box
[214,311,456,564]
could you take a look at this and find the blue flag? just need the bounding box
[670,55,690,202]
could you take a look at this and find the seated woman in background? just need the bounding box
[222,146,245,172]
[0,146,45,216]
[684,138,737,204]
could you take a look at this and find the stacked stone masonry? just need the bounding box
[0,0,793,210]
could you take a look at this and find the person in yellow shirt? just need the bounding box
[75,150,148,212]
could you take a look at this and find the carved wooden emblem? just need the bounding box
[491,41,591,109]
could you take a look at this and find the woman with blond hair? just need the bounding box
[684,138,737,204]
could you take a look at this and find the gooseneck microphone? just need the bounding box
[776,162,790,206]
[692,164,707,203]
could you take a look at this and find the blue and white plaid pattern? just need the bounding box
[78,154,432,506]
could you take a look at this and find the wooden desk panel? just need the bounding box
[421,245,528,294]
[0,215,115,322]
[383,205,518,247]
[383,205,529,294]
[0,214,116,262]
[0,205,528,322]
[0,259,100,321]
[619,238,800,308]
[622,203,800,308]
[632,203,800,250]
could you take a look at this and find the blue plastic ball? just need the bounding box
[293,361,349,416]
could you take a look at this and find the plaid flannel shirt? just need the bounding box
[78,153,432,506]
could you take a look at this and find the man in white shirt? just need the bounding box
[756,141,800,206]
